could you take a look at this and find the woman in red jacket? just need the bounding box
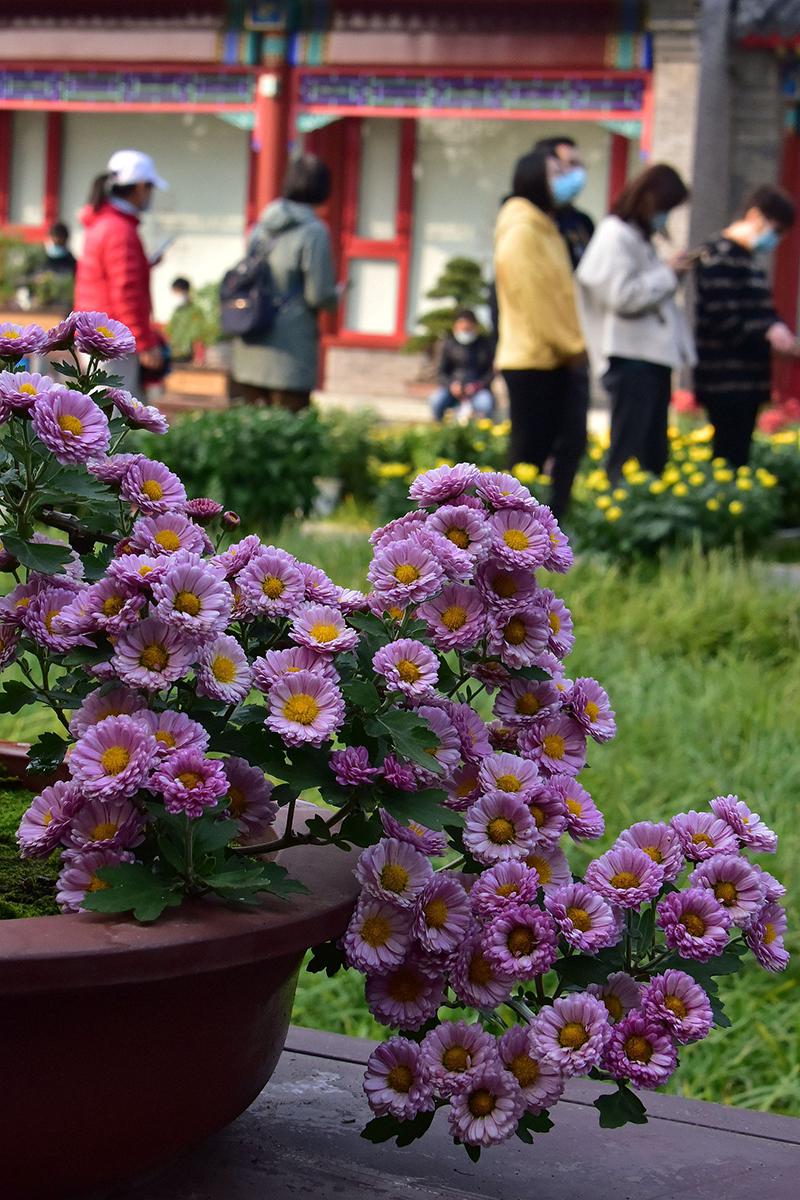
[74,149,168,394]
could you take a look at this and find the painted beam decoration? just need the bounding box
[0,70,256,107]
[297,72,646,114]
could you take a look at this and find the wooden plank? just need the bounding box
[119,1027,800,1200]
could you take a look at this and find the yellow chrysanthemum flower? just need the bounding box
[649,480,667,495]
[596,495,612,510]
[612,487,627,501]
[729,500,744,515]
[689,472,705,487]
[673,482,689,497]
[706,498,720,511]
[606,505,623,521]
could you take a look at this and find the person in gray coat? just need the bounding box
[231,154,338,411]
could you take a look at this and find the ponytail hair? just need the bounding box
[88,172,112,211]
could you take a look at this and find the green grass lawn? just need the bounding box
[1,521,797,1115]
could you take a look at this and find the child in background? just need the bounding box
[167,277,207,363]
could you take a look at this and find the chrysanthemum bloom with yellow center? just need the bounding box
[197,633,252,704]
[266,668,345,747]
[69,714,158,801]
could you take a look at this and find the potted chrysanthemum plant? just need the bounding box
[0,314,789,1194]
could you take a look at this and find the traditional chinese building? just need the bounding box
[0,1,798,397]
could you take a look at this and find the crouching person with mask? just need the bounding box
[430,309,496,423]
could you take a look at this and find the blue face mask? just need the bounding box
[753,227,780,253]
[551,167,587,207]
[651,211,669,234]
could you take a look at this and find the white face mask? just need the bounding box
[453,329,477,345]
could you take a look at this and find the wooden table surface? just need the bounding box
[116,1025,800,1200]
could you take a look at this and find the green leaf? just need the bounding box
[510,664,550,682]
[26,731,68,774]
[594,1085,648,1129]
[342,679,380,712]
[60,643,111,667]
[368,709,443,774]
[464,1143,482,1163]
[281,747,335,791]
[346,611,387,637]
[203,858,308,900]
[81,863,184,923]
[0,680,39,714]
[81,545,115,582]
[1,534,70,575]
[382,787,458,832]
[306,939,347,977]
[554,947,625,988]
[361,1110,435,1147]
[515,1109,554,1143]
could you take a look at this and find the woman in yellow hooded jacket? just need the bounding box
[494,149,586,516]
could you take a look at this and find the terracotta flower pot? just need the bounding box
[0,796,360,1199]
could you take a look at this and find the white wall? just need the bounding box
[357,118,400,241]
[406,118,629,330]
[60,112,249,322]
[9,112,46,226]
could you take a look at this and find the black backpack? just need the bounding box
[219,230,286,340]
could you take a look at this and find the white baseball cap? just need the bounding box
[107,149,168,190]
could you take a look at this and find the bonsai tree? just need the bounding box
[406,256,489,355]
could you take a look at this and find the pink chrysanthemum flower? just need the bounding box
[184,497,224,525]
[296,561,340,604]
[450,929,514,1008]
[441,705,489,768]
[486,719,520,750]
[466,657,510,692]
[531,992,611,1076]
[536,589,575,659]
[336,585,368,613]
[210,533,263,578]
[372,637,439,698]
[363,1037,434,1119]
[0,618,19,669]
[585,844,664,909]
[136,708,209,758]
[0,321,46,358]
[58,577,146,638]
[604,1012,678,1089]
[17,781,82,858]
[493,677,561,725]
[56,847,134,912]
[252,645,338,692]
[382,753,418,792]
[532,504,574,574]
[642,970,714,1044]
[151,750,229,819]
[368,536,445,607]
[745,901,790,972]
[237,547,305,618]
[616,820,683,881]
[445,762,481,810]
[570,677,616,743]
[477,751,539,796]
[525,785,568,844]
[74,311,136,358]
[332,746,381,788]
[753,866,786,904]
[69,684,148,739]
[41,311,78,352]
[266,669,345,747]
[365,954,446,1031]
[69,714,158,801]
[107,387,169,434]
[546,775,604,841]
[469,860,540,918]
[463,791,536,864]
[221,755,276,838]
[0,369,55,413]
[420,1021,497,1098]
[483,903,558,979]
[290,602,359,655]
[65,796,145,852]
[671,810,740,862]
[370,509,429,550]
[521,713,587,777]
[427,503,491,560]
[152,552,232,636]
[587,972,644,1024]
[475,558,539,613]
[409,462,480,506]
[121,457,187,515]
[89,451,144,485]
[415,583,485,652]
[490,508,550,569]
[475,471,535,510]
[545,882,623,953]
[709,794,778,853]
[379,809,446,856]
[524,843,572,892]
[130,512,209,558]
[344,896,414,973]
[355,836,433,908]
[487,605,549,669]
[498,1024,564,1114]
[657,888,732,962]
[448,1064,524,1147]
[411,525,475,582]
[32,387,110,465]
[197,634,252,703]
[413,872,472,954]
[112,616,197,690]
[689,854,766,927]
[414,704,462,780]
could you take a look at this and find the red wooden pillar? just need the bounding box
[607,132,628,210]
[253,68,290,218]
[395,119,416,339]
[43,111,62,229]
[772,127,800,403]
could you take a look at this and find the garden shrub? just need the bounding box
[750,427,800,528]
[135,405,327,530]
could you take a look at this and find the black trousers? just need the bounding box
[603,357,672,482]
[700,391,767,468]
[503,365,588,519]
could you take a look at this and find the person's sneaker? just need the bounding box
[457,401,472,425]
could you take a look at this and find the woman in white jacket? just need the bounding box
[576,164,695,481]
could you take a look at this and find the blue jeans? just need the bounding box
[430,385,495,422]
